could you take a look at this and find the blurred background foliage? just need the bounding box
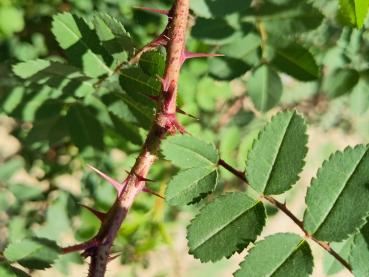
[0,0,368,276]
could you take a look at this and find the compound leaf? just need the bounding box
[246,111,307,195]
[161,135,218,169]
[303,145,369,242]
[166,167,218,206]
[120,66,161,96]
[187,192,266,262]
[234,233,313,277]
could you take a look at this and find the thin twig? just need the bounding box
[218,159,353,273]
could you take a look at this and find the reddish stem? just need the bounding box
[218,158,352,273]
[85,1,190,276]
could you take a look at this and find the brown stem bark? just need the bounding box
[87,1,190,276]
[218,159,353,274]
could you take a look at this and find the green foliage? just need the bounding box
[349,222,369,277]
[3,0,369,276]
[4,237,60,270]
[187,192,266,262]
[303,145,369,241]
[162,135,219,205]
[161,135,218,168]
[339,0,369,28]
[246,111,308,195]
[272,43,320,81]
[234,233,313,277]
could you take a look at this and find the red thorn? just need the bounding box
[134,6,169,16]
[108,253,121,263]
[176,107,198,120]
[164,113,188,134]
[79,204,106,222]
[181,50,224,65]
[124,170,155,182]
[62,239,99,254]
[150,31,170,47]
[88,165,124,194]
[142,187,165,199]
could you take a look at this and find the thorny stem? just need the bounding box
[218,159,353,274]
[83,1,190,276]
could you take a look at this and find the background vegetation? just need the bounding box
[1,0,369,276]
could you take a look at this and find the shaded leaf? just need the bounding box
[139,50,166,76]
[166,167,218,206]
[66,105,104,150]
[272,43,320,81]
[209,56,250,81]
[4,237,61,270]
[190,0,252,17]
[12,59,94,98]
[93,12,135,65]
[246,111,308,195]
[234,233,313,277]
[120,66,161,96]
[303,145,369,241]
[187,192,265,262]
[349,222,369,277]
[323,68,359,98]
[51,13,113,78]
[247,65,283,112]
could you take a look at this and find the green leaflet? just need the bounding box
[0,263,30,277]
[4,237,60,270]
[349,222,369,277]
[166,167,218,206]
[93,12,135,65]
[187,192,266,262]
[234,233,313,277]
[51,13,113,78]
[139,50,166,76]
[272,43,320,81]
[323,237,354,275]
[247,65,283,112]
[190,0,251,18]
[254,2,323,36]
[191,18,237,45]
[13,59,94,97]
[162,135,219,205]
[161,135,218,168]
[120,66,162,96]
[246,111,308,195]
[66,105,104,150]
[303,145,369,242]
[339,0,369,29]
[208,56,251,81]
[323,68,359,98]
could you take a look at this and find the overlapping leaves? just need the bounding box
[161,135,219,205]
[234,233,313,277]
